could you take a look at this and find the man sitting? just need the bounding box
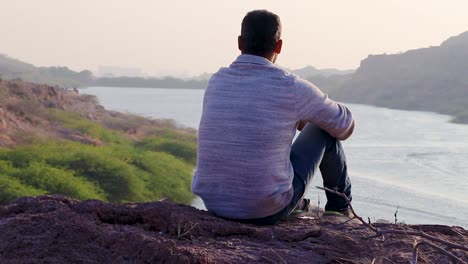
[192,9,355,225]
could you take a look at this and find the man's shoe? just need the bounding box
[287,199,312,218]
[323,210,344,216]
[322,209,353,218]
[294,198,312,213]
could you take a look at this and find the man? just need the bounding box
[192,10,354,225]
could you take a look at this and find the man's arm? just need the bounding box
[293,78,354,140]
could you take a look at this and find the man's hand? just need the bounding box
[297,120,307,131]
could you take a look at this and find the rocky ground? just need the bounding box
[0,195,466,263]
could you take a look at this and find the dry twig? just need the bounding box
[394,206,400,224]
[316,186,468,263]
[176,222,198,240]
[411,240,422,264]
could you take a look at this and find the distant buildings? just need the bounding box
[96,66,144,78]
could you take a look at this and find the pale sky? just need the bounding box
[1,0,468,76]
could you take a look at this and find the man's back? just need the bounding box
[192,54,354,219]
[193,54,296,219]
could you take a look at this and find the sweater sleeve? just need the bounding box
[293,77,355,140]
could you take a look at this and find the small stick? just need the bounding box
[176,222,198,239]
[394,206,400,224]
[317,193,321,218]
[411,240,422,264]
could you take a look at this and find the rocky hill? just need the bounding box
[323,31,468,123]
[0,195,466,263]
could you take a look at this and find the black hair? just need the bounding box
[241,10,281,56]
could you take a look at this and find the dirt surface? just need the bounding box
[0,195,466,263]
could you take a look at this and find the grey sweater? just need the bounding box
[192,54,354,219]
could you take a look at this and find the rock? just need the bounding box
[375,219,391,224]
[0,195,466,263]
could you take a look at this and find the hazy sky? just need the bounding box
[1,0,468,76]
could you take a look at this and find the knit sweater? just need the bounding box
[192,54,354,219]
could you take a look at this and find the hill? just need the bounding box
[0,54,93,87]
[291,65,354,78]
[322,31,468,124]
[0,79,197,204]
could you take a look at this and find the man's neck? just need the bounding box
[241,52,276,63]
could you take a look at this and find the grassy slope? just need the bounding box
[0,80,197,204]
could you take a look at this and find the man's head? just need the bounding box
[238,10,282,62]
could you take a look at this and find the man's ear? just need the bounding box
[238,36,244,51]
[275,39,283,54]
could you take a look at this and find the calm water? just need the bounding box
[82,86,468,228]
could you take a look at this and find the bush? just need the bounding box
[0,175,45,204]
[0,147,44,168]
[0,140,195,204]
[131,151,194,204]
[137,136,197,165]
[16,162,106,200]
[54,150,147,202]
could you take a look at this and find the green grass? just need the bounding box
[0,124,197,205]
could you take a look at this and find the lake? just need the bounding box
[81,86,468,228]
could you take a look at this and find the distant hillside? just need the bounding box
[0,54,93,87]
[291,66,354,78]
[322,31,468,124]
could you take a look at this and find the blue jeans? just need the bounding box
[237,124,352,225]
